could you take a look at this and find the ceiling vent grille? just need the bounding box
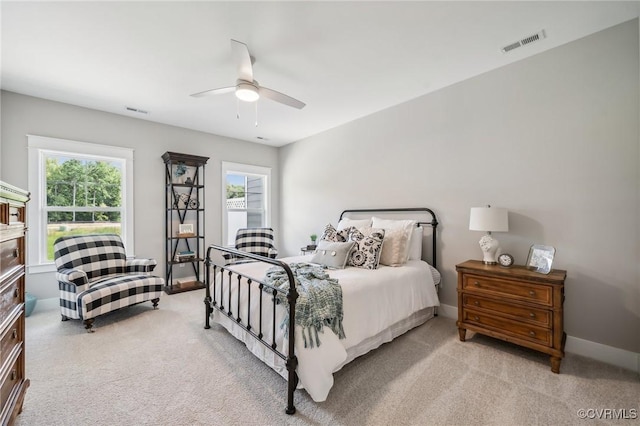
[501,30,546,53]
[125,106,148,114]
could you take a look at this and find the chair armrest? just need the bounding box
[126,258,158,274]
[56,268,89,287]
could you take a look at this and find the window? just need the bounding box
[221,162,271,246]
[28,135,134,273]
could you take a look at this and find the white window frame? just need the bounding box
[27,135,134,274]
[221,161,271,246]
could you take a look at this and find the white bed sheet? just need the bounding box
[210,254,440,402]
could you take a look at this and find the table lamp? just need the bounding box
[469,205,509,264]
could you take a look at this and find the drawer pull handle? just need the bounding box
[13,248,19,258]
[474,301,479,306]
[474,281,480,287]
[529,312,536,318]
[473,316,480,321]
[13,288,19,298]
[528,290,536,296]
[529,331,536,337]
[10,370,16,381]
[12,329,17,339]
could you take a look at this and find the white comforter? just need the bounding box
[210,254,440,401]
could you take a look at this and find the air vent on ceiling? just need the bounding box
[501,30,546,53]
[125,106,148,114]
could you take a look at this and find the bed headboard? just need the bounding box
[338,207,439,268]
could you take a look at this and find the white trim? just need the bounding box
[438,303,639,373]
[565,335,640,374]
[27,135,135,272]
[221,161,271,246]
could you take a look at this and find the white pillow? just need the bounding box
[337,217,372,231]
[379,227,411,266]
[371,217,416,262]
[408,226,423,260]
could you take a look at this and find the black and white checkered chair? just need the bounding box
[54,234,164,332]
[223,227,278,264]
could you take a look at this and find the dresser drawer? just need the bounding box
[463,294,551,328]
[463,309,551,346]
[0,316,22,368]
[463,274,552,306]
[0,238,23,278]
[0,277,22,326]
[0,355,22,413]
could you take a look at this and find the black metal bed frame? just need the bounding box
[204,207,438,415]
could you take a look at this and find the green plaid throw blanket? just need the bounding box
[264,262,346,348]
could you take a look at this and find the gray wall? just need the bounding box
[0,91,279,299]
[279,20,639,353]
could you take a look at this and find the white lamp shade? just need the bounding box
[469,207,509,232]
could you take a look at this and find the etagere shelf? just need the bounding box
[162,152,209,294]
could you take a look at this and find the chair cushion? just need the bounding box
[77,275,164,320]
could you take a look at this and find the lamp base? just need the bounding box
[479,234,500,265]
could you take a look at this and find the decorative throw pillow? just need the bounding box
[348,227,385,269]
[379,227,411,267]
[320,223,352,242]
[311,240,356,269]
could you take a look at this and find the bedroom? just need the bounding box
[1,1,639,424]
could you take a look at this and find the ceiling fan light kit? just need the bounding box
[235,80,260,102]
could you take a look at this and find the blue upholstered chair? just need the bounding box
[223,227,278,264]
[53,234,164,332]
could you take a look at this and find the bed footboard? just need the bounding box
[204,245,299,414]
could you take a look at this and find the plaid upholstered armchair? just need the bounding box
[223,227,278,264]
[54,234,164,332]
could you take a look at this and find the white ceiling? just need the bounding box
[2,1,638,147]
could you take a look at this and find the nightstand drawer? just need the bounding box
[463,274,552,306]
[464,309,551,346]
[463,294,551,327]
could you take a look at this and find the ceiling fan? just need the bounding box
[190,39,306,110]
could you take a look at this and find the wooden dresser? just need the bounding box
[456,260,566,373]
[0,181,30,424]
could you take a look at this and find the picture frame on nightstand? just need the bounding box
[526,244,555,274]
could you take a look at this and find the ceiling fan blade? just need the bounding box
[231,39,254,82]
[190,86,235,98]
[259,86,306,109]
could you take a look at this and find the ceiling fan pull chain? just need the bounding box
[236,97,240,120]
[255,101,258,127]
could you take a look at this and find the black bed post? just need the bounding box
[285,267,299,415]
[204,247,212,329]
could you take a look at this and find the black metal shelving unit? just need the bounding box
[162,151,209,294]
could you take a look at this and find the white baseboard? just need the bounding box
[565,335,639,374]
[438,303,640,374]
[437,303,458,320]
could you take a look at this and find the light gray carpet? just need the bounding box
[17,290,639,425]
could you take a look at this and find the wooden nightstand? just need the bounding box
[456,260,566,373]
